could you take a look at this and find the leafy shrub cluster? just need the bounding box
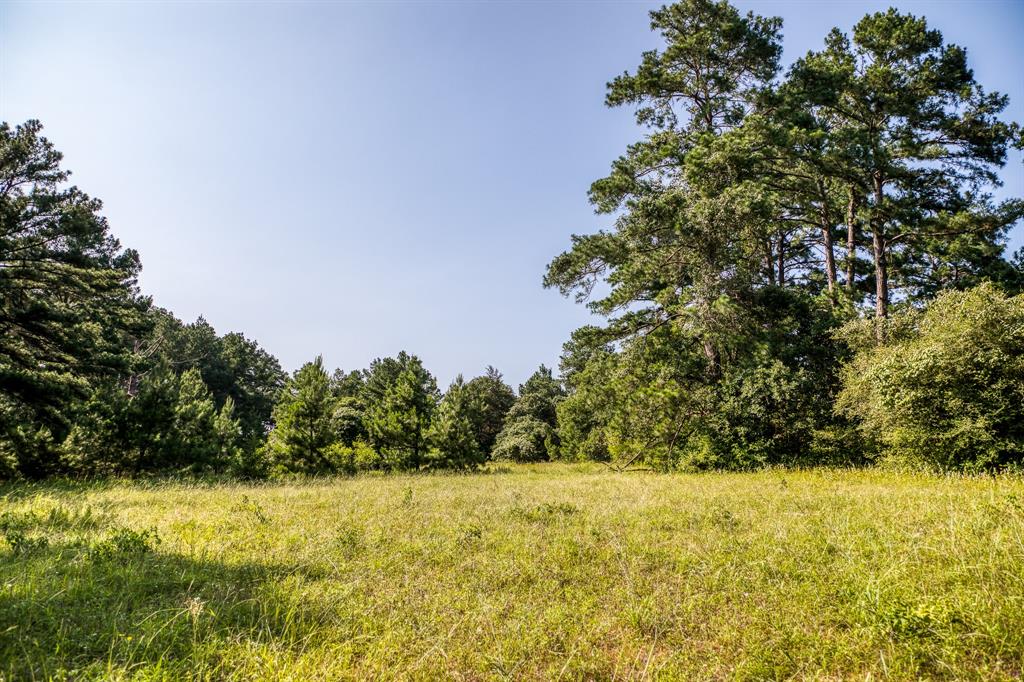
[837,284,1024,472]
[88,527,161,560]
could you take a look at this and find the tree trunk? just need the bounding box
[845,187,858,292]
[871,175,888,338]
[777,234,786,287]
[818,181,837,300]
[702,338,721,380]
[763,239,775,286]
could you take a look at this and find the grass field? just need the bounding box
[2,464,1023,680]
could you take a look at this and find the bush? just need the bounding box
[89,527,161,560]
[492,417,555,462]
[837,283,1024,471]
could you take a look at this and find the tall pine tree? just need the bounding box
[0,120,148,477]
[266,357,337,474]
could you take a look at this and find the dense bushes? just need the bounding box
[553,288,857,471]
[837,285,1024,471]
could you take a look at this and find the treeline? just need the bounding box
[258,355,562,476]
[2,0,1023,479]
[0,119,566,478]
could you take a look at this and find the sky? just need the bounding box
[2,0,1022,387]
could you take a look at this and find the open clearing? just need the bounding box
[2,464,1023,680]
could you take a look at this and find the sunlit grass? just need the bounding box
[2,464,1023,679]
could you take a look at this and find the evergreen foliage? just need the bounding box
[463,367,516,457]
[544,0,1022,471]
[363,354,438,470]
[265,357,338,475]
[427,376,484,469]
[0,120,149,477]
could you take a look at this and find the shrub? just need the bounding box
[89,527,161,560]
[322,440,380,474]
[3,529,49,555]
[492,417,555,462]
[837,283,1024,471]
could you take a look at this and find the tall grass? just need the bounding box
[1,464,1022,679]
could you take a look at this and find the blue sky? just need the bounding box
[2,0,1021,387]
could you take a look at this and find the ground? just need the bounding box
[1,464,1023,680]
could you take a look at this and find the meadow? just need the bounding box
[2,464,1023,680]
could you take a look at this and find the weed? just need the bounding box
[510,502,579,523]
[88,527,160,560]
[336,524,363,557]
[230,495,270,524]
[3,528,49,555]
[456,522,483,547]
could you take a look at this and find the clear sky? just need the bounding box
[2,0,1022,387]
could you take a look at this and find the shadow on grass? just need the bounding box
[0,532,342,678]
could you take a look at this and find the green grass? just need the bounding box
[2,464,1023,680]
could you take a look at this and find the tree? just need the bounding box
[330,368,367,446]
[332,396,367,446]
[604,0,781,135]
[361,354,408,406]
[213,396,243,466]
[787,11,1024,328]
[545,0,785,381]
[164,367,242,472]
[362,353,438,470]
[56,361,242,476]
[556,337,616,462]
[493,366,564,462]
[490,418,554,463]
[463,367,516,456]
[330,368,365,399]
[266,357,338,474]
[428,375,483,469]
[544,0,1021,471]
[166,368,221,471]
[218,332,286,447]
[554,282,853,471]
[139,310,286,449]
[0,120,149,477]
[56,383,138,476]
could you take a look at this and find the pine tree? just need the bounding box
[214,396,243,464]
[787,11,1024,326]
[493,366,564,462]
[0,120,149,477]
[266,357,337,474]
[168,368,231,472]
[428,375,483,469]
[463,366,516,457]
[363,354,437,470]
